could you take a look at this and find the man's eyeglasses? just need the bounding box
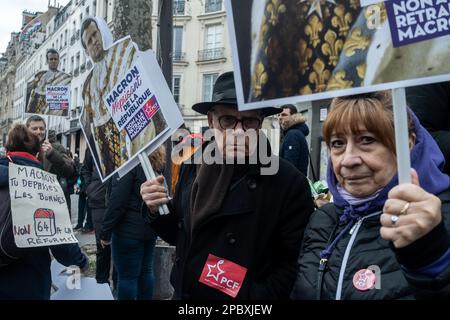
[217,115,262,131]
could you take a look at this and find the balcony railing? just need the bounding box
[173,1,185,15]
[205,0,222,13]
[173,51,186,62]
[198,47,225,61]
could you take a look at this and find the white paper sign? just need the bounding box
[8,163,78,248]
[46,85,71,111]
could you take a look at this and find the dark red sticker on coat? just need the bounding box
[199,254,247,298]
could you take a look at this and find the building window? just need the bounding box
[103,0,108,21]
[86,6,90,16]
[172,75,181,104]
[76,52,80,69]
[173,0,185,15]
[205,24,222,50]
[73,87,78,108]
[198,24,224,61]
[173,26,183,61]
[202,73,218,102]
[205,0,222,13]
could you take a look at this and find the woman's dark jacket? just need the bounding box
[144,155,315,300]
[0,155,87,300]
[80,148,107,209]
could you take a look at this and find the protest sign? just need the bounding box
[26,70,72,117]
[8,163,77,248]
[386,0,450,47]
[103,64,161,141]
[226,0,450,110]
[46,85,71,111]
[80,26,183,182]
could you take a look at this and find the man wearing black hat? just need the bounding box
[140,72,314,299]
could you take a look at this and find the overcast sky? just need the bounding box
[0,0,71,54]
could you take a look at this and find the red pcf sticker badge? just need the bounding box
[199,254,248,298]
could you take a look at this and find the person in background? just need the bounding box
[100,146,165,300]
[278,104,310,176]
[26,115,75,218]
[171,132,204,196]
[0,125,88,299]
[406,82,450,176]
[292,92,450,300]
[74,154,93,232]
[81,144,109,284]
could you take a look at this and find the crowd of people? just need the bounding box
[0,69,449,300]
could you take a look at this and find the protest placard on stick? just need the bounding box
[9,163,77,248]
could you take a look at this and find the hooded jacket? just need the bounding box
[0,154,87,300]
[280,114,310,176]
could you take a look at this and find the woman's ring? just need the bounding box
[391,215,399,226]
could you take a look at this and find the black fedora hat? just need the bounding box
[192,71,280,117]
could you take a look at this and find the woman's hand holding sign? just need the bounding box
[380,169,442,248]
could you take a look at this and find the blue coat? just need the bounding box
[280,115,310,176]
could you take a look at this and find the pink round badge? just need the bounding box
[353,269,376,291]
